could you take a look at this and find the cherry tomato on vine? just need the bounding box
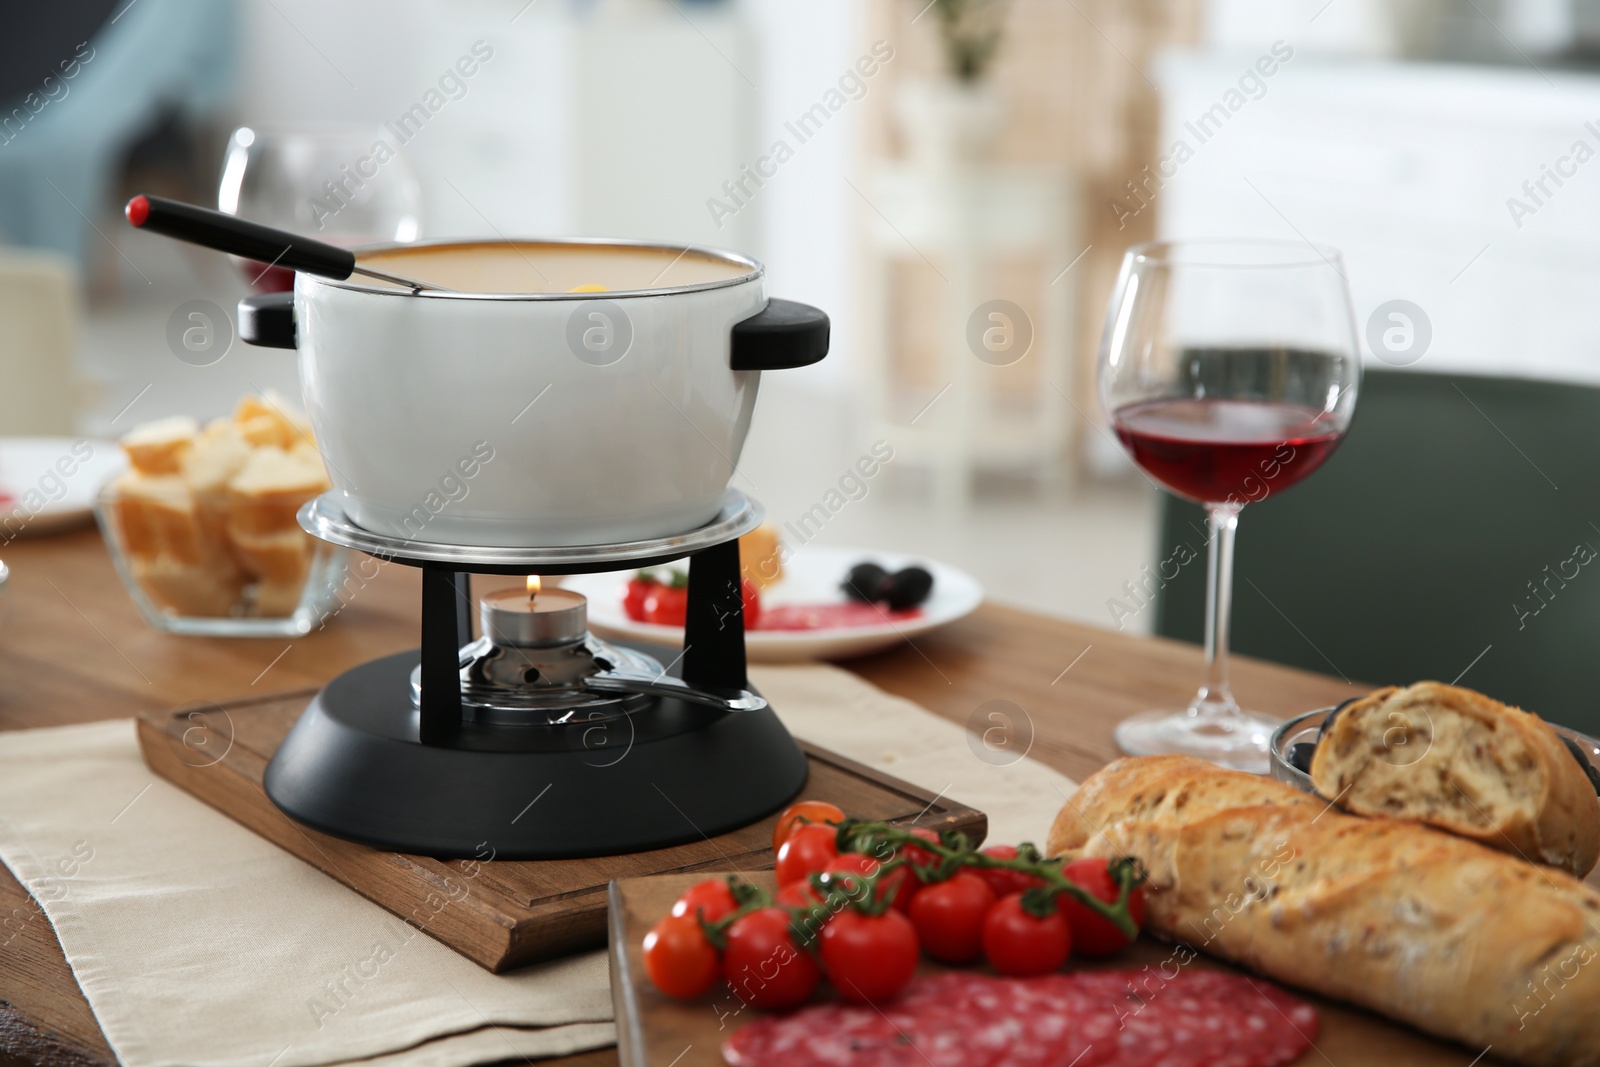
[908,871,994,963]
[974,844,1046,900]
[643,583,689,626]
[881,854,920,913]
[670,878,739,925]
[723,907,820,1010]
[1059,857,1147,957]
[775,822,840,887]
[816,852,875,897]
[982,893,1071,976]
[622,576,655,622]
[898,828,942,870]
[819,908,919,1004]
[771,801,846,855]
[642,914,720,998]
[816,853,911,911]
[880,850,925,911]
[776,879,820,908]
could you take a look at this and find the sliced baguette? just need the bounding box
[227,445,331,537]
[229,526,311,586]
[182,418,253,496]
[113,398,330,620]
[119,415,198,475]
[130,555,245,617]
[112,472,219,568]
[1310,682,1600,876]
[183,419,254,568]
[255,577,309,618]
[234,391,313,449]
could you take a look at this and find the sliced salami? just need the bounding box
[756,603,923,631]
[722,969,1316,1067]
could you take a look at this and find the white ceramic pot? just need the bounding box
[239,238,828,547]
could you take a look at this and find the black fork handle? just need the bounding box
[126,194,357,280]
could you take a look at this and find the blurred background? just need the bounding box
[7,0,1600,720]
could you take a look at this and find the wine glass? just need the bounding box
[217,124,423,292]
[1098,239,1360,772]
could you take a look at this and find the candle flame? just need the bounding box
[526,575,541,600]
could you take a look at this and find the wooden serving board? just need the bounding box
[135,690,987,973]
[608,872,1514,1067]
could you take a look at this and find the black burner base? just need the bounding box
[263,649,809,859]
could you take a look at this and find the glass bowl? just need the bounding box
[96,482,350,637]
[1269,705,1600,795]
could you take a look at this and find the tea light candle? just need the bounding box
[480,576,587,647]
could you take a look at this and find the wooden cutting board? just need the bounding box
[608,872,1514,1067]
[135,690,987,973]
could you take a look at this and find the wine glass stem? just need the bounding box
[1196,503,1242,717]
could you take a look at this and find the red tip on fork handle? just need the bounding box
[125,196,150,227]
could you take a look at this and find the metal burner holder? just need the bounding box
[300,488,766,737]
[262,488,810,859]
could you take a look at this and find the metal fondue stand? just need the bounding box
[263,489,809,859]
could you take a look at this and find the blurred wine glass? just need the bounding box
[217,125,422,292]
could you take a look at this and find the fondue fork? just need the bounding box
[125,194,453,292]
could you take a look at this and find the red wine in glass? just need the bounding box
[1112,396,1346,505]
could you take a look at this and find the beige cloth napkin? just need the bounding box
[0,664,1075,1067]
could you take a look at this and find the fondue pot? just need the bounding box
[237,238,828,547]
[124,196,823,860]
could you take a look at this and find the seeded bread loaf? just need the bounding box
[1309,682,1600,876]
[1048,755,1600,1067]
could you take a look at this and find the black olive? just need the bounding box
[843,562,891,603]
[883,566,935,610]
[1316,697,1359,742]
[1557,733,1600,798]
[1288,742,1316,774]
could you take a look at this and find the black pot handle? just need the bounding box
[239,292,297,349]
[730,298,828,371]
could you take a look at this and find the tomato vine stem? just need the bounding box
[699,822,1147,949]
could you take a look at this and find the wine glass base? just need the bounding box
[1114,707,1278,774]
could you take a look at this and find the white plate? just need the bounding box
[566,546,983,663]
[0,437,126,538]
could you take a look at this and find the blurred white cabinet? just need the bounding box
[1156,53,1600,385]
[572,3,758,251]
[859,162,1079,508]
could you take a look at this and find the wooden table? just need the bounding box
[0,528,1364,1067]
